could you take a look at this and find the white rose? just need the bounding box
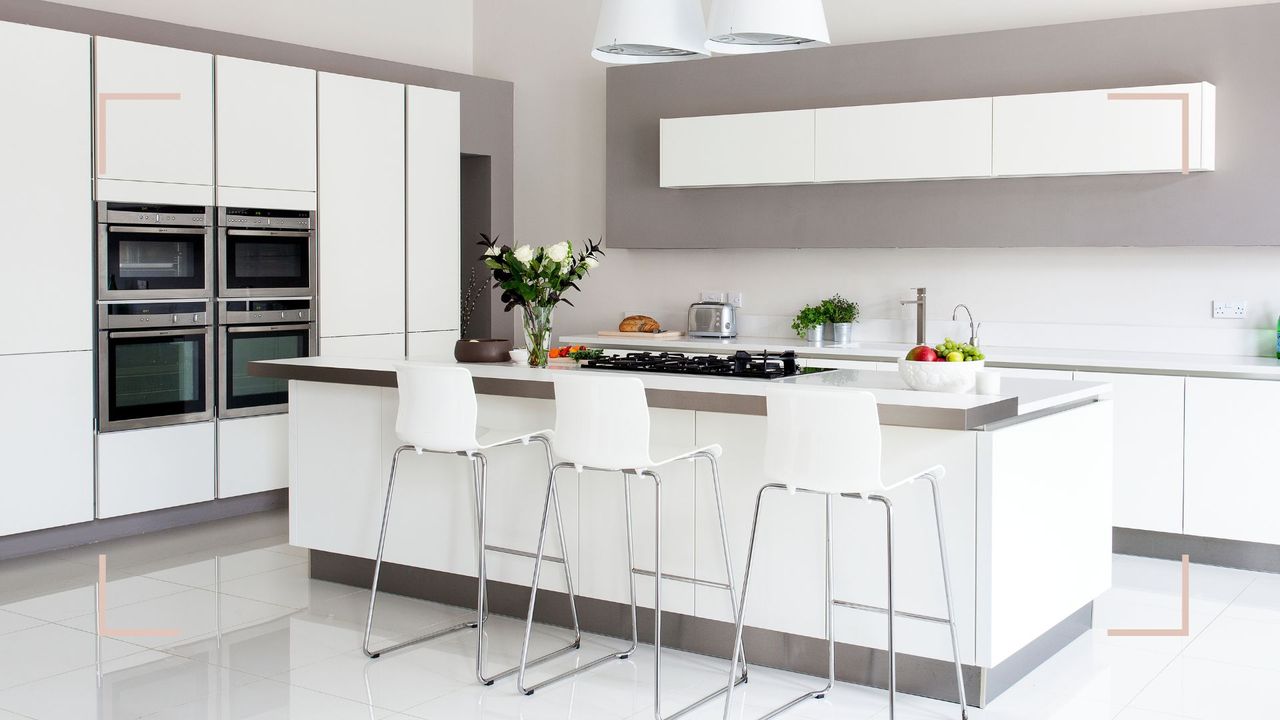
[583,256,599,269]
[513,245,534,263]
[484,245,499,256]
[545,242,570,263]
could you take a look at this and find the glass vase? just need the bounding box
[521,303,555,368]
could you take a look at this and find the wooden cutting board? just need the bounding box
[597,330,684,339]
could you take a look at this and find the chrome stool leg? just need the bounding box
[518,463,637,695]
[870,495,897,719]
[363,445,475,659]
[926,475,969,720]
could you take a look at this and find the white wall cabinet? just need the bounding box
[0,351,94,536]
[0,21,92,356]
[97,422,216,518]
[406,86,461,334]
[1184,377,1280,545]
[1076,371,1184,534]
[216,55,317,205]
[993,82,1215,177]
[217,415,288,498]
[317,72,406,342]
[661,110,816,188]
[815,98,993,183]
[94,37,213,196]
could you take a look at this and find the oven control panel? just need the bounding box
[98,301,212,329]
[219,299,313,325]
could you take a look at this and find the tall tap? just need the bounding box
[900,288,927,345]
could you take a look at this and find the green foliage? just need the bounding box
[819,293,859,324]
[791,304,826,336]
[478,234,604,313]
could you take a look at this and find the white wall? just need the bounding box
[473,0,1280,355]
[49,0,474,74]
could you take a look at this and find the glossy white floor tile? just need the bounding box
[0,510,1276,720]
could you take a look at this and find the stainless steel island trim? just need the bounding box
[248,361,1022,431]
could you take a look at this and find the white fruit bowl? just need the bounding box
[898,359,985,393]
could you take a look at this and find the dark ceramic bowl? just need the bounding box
[453,338,514,363]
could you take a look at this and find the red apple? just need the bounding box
[906,345,938,362]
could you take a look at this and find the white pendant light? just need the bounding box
[592,0,710,64]
[706,0,830,54]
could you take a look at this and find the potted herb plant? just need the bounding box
[479,234,604,367]
[791,304,826,344]
[820,293,860,345]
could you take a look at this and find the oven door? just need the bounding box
[218,229,314,298]
[98,327,214,432]
[218,323,316,418]
[98,225,214,300]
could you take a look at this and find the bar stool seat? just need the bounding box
[723,384,968,720]
[517,372,746,720]
[362,364,583,687]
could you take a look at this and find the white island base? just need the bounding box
[270,357,1114,707]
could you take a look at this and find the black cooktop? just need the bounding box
[583,350,830,380]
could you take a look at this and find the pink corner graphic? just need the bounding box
[1107,554,1191,637]
[97,554,180,638]
[96,92,182,175]
[1106,91,1192,175]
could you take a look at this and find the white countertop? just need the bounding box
[562,333,1280,379]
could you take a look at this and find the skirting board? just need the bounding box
[312,549,1093,708]
[1115,527,1280,573]
[0,489,287,562]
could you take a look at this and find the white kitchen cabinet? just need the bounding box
[996,367,1074,380]
[815,98,993,183]
[407,330,460,358]
[319,334,405,359]
[318,72,405,339]
[217,414,288,498]
[0,351,94,536]
[97,421,216,518]
[216,56,316,195]
[1184,377,1280,545]
[94,37,213,189]
[406,86,461,334]
[1076,372,1184,533]
[993,82,1215,177]
[0,21,91,356]
[660,110,816,188]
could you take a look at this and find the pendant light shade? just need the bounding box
[592,0,710,64]
[706,0,830,54]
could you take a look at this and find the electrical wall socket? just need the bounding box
[727,291,744,308]
[1212,300,1248,319]
[701,291,726,303]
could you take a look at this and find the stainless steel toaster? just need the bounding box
[687,302,737,338]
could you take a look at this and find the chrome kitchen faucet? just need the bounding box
[952,304,980,347]
[901,287,927,345]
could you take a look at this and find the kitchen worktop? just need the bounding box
[561,333,1280,379]
[252,354,1109,431]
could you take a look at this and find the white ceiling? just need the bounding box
[790,0,1279,44]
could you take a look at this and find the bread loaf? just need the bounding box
[619,315,661,333]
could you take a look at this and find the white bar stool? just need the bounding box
[723,385,968,720]
[363,364,582,686]
[517,372,748,719]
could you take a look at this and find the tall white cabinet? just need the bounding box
[406,86,461,338]
[317,72,406,351]
[94,37,213,204]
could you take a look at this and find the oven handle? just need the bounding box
[106,225,208,234]
[225,229,312,237]
[226,324,310,334]
[107,328,210,339]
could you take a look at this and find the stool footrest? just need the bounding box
[662,668,748,720]
[833,598,952,626]
[486,543,565,565]
[363,619,475,658]
[630,567,731,591]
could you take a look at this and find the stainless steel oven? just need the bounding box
[97,300,214,432]
[217,207,315,298]
[217,298,317,418]
[97,203,213,301]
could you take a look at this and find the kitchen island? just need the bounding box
[252,355,1113,707]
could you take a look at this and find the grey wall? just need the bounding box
[606,3,1280,249]
[0,0,514,337]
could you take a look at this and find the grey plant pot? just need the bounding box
[805,326,825,344]
[831,322,854,345]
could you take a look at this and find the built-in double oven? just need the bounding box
[216,207,317,419]
[95,203,317,431]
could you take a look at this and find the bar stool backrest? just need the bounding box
[552,373,653,470]
[764,385,883,495]
[394,364,479,453]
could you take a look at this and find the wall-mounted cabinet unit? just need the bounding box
[317,72,406,344]
[815,98,993,183]
[0,21,92,356]
[406,86,461,335]
[1076,371,1184,534]
[1184,377,1280,545]
[94,37,213,201]
[992,82,1215,177]
[216,55,317,209]
[661,109,816,188]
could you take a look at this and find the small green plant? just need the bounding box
[820,294,860,324]
[791,304,826,337]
